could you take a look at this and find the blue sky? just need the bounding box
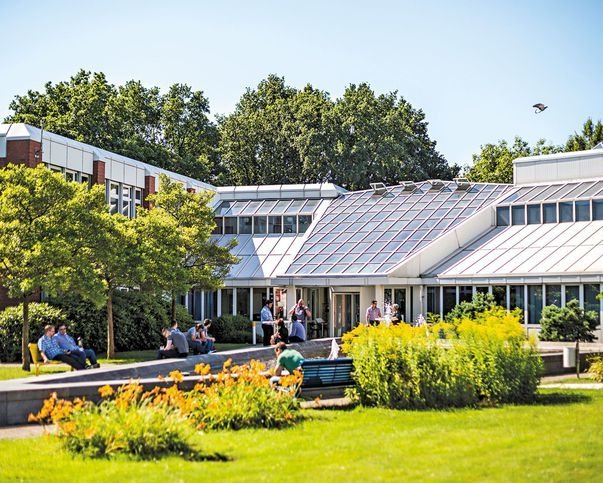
[1,0,601,168]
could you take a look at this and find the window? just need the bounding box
[527,205,541,224]
[204,290,218,319]
[239,216,252,234]
[108,182,119,215]
[134,188,142,217]
[254,216,267,234]
[545,285,561,307]
[298,215,312,233]
[543,203,557,223]
[496,206,510,226]
[559,202,573,223]
[527,285,543,324]
[459,286,472,303]
[593,200,603,220]
[511,205,525,225]
[510,285,524,312]
[121,185,132,217]
[224,217,237,234]
[283,215,296,233]
[81,174,90,188]
[221,288,234,316]
[236,288,250,318]
[65,170,78,182]
[212,217,223,235]
[575,200,590,222]
[493,285,506,307]
[565,285,579,303]
[427,286,440,315]
[268,216,282,234]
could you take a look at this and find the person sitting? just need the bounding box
[288,313,306,343]
[54,323,100,368]
[270,318,289,345]
[200,319,216,353]
[270,341,304,386]
[157,321,189,359]
[186,323,207,355]
[37,325,86,370]
[390,304,401,325]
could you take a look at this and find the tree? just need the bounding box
[146,175,239,321]
[445,292,499,322]
[6,70,218,183]
[566,118,603,151]
[0,165,105,370]
[219,75,458,189]
[539,300,598,378]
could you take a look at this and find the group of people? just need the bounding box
[37,324,99,370]
[365,300,403,325]
[157,319,216,359]
[261,298,310,346]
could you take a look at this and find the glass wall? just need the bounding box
[509,285,524,312]
[443,287,456,315]
[236,288,250,318]
[584,284,601,322]
[527,285,543,324]
[545,285,561,307]
[459,286,472,303]
[492,285,506,307]
[565,285,579,303]
[204,290,218,319]
[427,286,440,315]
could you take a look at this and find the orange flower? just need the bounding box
[169,370,184,384]
[98,385,114,398]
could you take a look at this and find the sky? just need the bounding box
[1,0,602,168]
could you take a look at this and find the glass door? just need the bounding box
[333,293,360,337]
[384,288,407,322]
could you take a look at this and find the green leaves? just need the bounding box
[540,299,598,343]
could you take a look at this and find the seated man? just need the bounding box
[200,319,216,353]
[273,341,304,377]
[54,323,99,368]
[157,322,189,359]
[186,323,207,355]
[37,325,86,370]
[288,313,306,343]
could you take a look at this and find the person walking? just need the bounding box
[365,300,382,326]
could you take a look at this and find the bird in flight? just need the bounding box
[533,103,548,114]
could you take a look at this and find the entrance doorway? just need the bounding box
[333,293,360,337]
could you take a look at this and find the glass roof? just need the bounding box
[285,182,511,276]
[215,198,321,216]
[499,181,603,205]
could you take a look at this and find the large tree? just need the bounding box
[6,70,217,182]
[219,75,457,189]
[566,118,603,151]
[0,165,105,370]
[146,175,239,321]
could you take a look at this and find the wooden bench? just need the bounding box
[300,357,354,399]
[28,343,73,376]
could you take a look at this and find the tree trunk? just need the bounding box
[171,295,177,324]
[21,298,30,372]
[576,339,580,379]
[106,292,115,359]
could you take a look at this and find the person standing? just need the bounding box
[365,300,382,326]
[261,299,275,346]
[37,325,86,370]
[54,323,99,368]
[289,299,311,325]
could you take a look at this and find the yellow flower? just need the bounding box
[98,385,114,398]
[169,370,184,384]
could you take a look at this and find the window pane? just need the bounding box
[254,216,267,234]
[443,287,456,316]
[511,205,525,225]
[543,203,557,223]
[575,200,590,221]
[212,217,223,235]
[221,288,234,316]
[427,286,440,315]
[283,215,296,233]
[459,286,472,303]
[297,214,312,233]
[527,285,543,324]
[559,202,573,223]
[545,285,561,307]
[584,284,601,323]
[593,200,603,220]
[565,285,579,303]
[527,205,541,224]
[236,288,250,318]
[239,216,252,234]
[268,216,282,234]
[496,206,510,226]
[224,217,237,234]
[510,285,524,312]
[493,285,506,307]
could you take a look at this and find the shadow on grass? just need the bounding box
[185,450,231,462]
[534,392,592,406]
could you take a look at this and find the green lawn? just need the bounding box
[1,389,602,482]
[0,344,252,380]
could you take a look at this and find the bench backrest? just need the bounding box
[301,358,354,388]
[28,343,42,363]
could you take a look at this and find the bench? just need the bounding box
[300,357,354,399]
[28,343,74,376]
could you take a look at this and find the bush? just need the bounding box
[342,307,542,409]
[588,355,603,382]
[0,303,67,362]
[211,314,252,343]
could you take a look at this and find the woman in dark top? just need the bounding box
[271,318,289,345]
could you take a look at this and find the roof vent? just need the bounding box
[370,182,388,196]
[453,177,471,190]
[428,179,445,191]
[399,181,417,191]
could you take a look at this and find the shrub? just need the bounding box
[0,303,67,362]
[211,314,253,343]
[587,355,603,382]
[444,292,498,322]
[342,308,542,409]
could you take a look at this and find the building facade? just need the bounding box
[2,123,602,339]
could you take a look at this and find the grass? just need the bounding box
[1,389,603,481]
[0,344,252,380]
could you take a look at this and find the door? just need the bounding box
[333,293,360,337]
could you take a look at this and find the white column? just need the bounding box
[200,290,205,321]
[439,286,444,320]
[217,289,222,317]
[506,285,510,311]
[232,288,237,316]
